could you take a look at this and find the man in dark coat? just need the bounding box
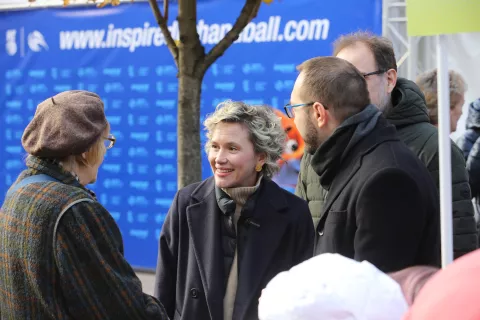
[287,56,440,272]
[329,32,476,258]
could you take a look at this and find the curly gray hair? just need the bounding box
[204,100,286,178]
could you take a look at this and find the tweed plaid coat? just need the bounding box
[0,156,168,320]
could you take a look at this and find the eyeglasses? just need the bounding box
[362,70,386,78]
[104,134,116,149]
[284,102,314,118]
[284,102,328,119]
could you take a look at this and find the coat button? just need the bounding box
[190,288,198,298]
[318,230,324,236]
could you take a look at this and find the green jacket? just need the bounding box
[296,78,478,258]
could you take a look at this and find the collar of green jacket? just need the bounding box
[387,77,431,127]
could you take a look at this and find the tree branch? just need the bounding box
[178,0,206,77]
[199,0,262,74]
[148,0,179,67]
[164,0,168,22]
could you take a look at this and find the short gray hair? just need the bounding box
[204,100,286,178]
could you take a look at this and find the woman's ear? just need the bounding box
[78,152,91,167]
[257,152,267,166]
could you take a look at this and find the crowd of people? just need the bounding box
[0,31,479,320]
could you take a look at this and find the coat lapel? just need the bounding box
[319,124,399,227]
[234,180,289,319]
[319,158,361,224]
[186,178,224,320]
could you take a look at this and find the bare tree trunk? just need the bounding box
[177,75,202,188]
[148,0,262,189]
[176,0,205,188]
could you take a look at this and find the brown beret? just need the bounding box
[22,90,108,158]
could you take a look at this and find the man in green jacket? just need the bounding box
[296,31,478,259]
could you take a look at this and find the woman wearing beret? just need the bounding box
[0,90,168,320]
[154,101,315,320]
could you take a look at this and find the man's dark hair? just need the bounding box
[296,56,371,122]
[333,31,398,72]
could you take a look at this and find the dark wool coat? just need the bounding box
[154,177,314,320]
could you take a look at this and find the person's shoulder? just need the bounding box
[265,179,308,208]
[359,139,430,179]
[377,121,439,162]
[175,177,215,203]
[57,196,112,231]
[409,126,466,166]
[361,149,438,197]
[29,181,94,210]
[177,180,204,195]
[358,167,422,195]
[57,182,92,197]
[396,122,438,147]
[361,139,408,165]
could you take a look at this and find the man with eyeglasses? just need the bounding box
[287,56,440,272]
[295,31,477,260]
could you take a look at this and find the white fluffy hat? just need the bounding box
[258,253,408,320]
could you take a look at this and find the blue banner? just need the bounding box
[0,0,381,269]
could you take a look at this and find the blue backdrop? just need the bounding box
[0,0,382,269]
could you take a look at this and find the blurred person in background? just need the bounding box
[154,101,314,320]
[416,68,467,132]
[0,90,168,320]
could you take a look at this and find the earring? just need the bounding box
[255,164,263,172]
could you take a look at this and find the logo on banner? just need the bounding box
[28,31,48,52]
[6,30,17,56]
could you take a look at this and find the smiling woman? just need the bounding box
[207,121,262,188]
[154,100,315,320]
[204,100,286,182]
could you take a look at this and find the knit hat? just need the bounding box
[403,249,480,320]
[258,253,408,320]
[22,90,108,158]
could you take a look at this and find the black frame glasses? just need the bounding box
[362,70,386,78]
[104,134,116,149]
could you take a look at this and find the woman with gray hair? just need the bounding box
[154,100,314,320]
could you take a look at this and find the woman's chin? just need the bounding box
[214,176,234,189]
